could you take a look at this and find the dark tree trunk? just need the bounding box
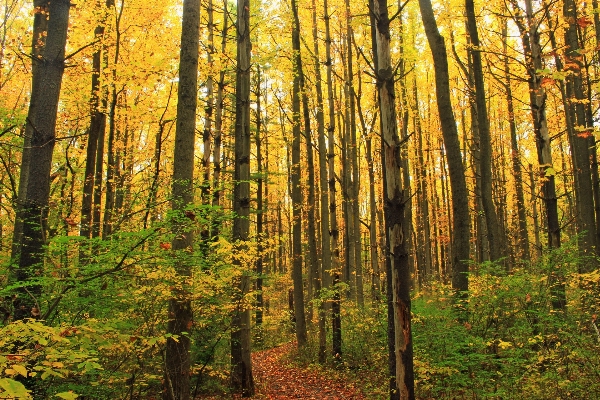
[501,19,530,262]
[563,0,598,269]
[373,0,414,398]
[163,0,200,398]
[311,0,329,363]
[419,0,470,297]
[11,0,48,267]
[14,0,70,320]
[255,66,264,329]
[290,0,308,348]
[230,0,255,395]
[324,0,342,360]
[80,0,108,244]
[465,0,502,262]
[509,0,565,309]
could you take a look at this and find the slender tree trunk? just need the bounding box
[510,0,565,309]
[419,0,470,297]
[211,0,228,237]
[202,0,215,206]
[80,0,108,244]
[465,0,502,262]
[501,19,529,262]
[102,0,122,239]
[231,0,254,394]
[324,0,342,360]
[290,0,308,348]
[163,1,200,398]
[373,1,414,398]
[311,0,329,363]
[255,66,264,329]
[11,0,48,266]
[345,0,363,307]
[14,0,70,320]
[563,0,597,269]
[355,79,379,300]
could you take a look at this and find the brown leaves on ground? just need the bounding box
[252,342,366,399]
[196,342,367,399]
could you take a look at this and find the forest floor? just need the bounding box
[197,342,368,399]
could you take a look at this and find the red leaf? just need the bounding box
[577,130,593,138]
[577,16,593,29]
[64,217,77,227]
[160,242,171,250]
[541,77,555,88]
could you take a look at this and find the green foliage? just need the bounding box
[1,203,254,397]
[300,244,600,399]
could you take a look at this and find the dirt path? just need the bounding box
[195,343,367,399]
[251,342,367,399]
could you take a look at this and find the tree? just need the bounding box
[10,0,48,266]
[465,0,502,263]
[290,0,308,348]
[230,0,255,395]
[372,0,414,398]
[419,0,470,296]
[163,0,200,398]
[13,0,71,320]
[508,0,565,309]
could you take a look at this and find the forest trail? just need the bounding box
[251,342,367,399]
[198,342,367,399]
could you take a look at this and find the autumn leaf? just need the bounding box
[160,242,171,250]
[577,130,593,138]
[577,16,593,28]
[540,77,555,88]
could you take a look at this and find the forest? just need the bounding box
[1,0,600,398]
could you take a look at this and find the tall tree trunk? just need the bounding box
[419,0,470,297]
[372,1,414,398]
[230,0,255,395]
[102,0,123,239]
[356,77,380,300]
[411,76,431,284]
[465,0,502,262]
[563,0,598,269]
[211,0,229,237]
[345,0,364,307]
[11,0,48,266]
[14,0,70,320]
[290,0,308,348]
[311,0,329,363]
[300,61,318,326]
[163,1,200,398]
[255,66,264,329]
[509,0,565,309]
[324,0,342,360]
[202,0,215,206]
[501,19,530,262]
[80,0,108,244]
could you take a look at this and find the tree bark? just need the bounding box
[11,0,48,266]
[372,1,414,398]
[163,0,200,398]
[230,0,255,395]
[563,0,597,269]
[311,0,329,363]
[290,0,308,348]
[419,0,470,296]
[324,0,342,360]
[465,0,502,262]
[14,0,70,320]
[501,19,530,262]
[509,0,565,309]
